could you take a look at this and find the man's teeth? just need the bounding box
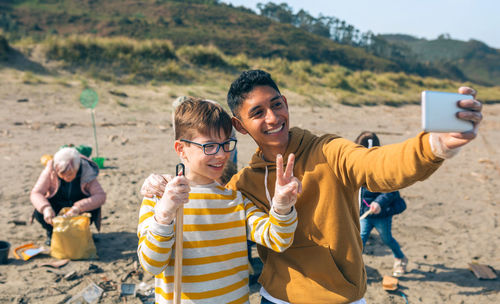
[210,164,223,167]
[267,125,283,134]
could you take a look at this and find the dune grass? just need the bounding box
[4,35,499,106]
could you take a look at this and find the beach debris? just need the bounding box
[87,263,104,274]
[0,241,9,264]
[1,129,11,137]
[98,276,117,291]
[382,275,399,291]
[13,243,49,261]
[8,220,27,226]
[13,295,28,304]
[28,122,41,130]
[64,270,78,281]
[39,259,69,269]
[470,171,487,182]
[120,283,136,296]
[468,263,497,280]
[109,89,128,97]
[136,282,154,296]
[40,154,53,166]
[66,280,104,304]
[54,122,68,129]
[478,158,493,165]
[17,98,29,102]
[121,261,143,281]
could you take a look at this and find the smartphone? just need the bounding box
[421,91,473,133]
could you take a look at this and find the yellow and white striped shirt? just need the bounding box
[137,182,297,304]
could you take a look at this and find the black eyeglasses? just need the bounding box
[180,138,237,155]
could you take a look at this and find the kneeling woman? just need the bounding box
[30,147,106,245]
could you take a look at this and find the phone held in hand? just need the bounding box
[421,91,474,133]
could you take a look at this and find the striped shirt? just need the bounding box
[137,182,298,304]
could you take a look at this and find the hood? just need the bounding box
[246,127,320,207]
[80,156,100,183]
[249,127,314,169]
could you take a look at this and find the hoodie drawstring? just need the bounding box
[264,166,273,207]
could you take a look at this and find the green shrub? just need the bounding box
[327,75,356,92]
[177,44,228,68]
[349,71,375,90]
[44,35,178,83]
[226,53,249,69]
[46,36,176,64]
[0,34,9,60]
[22,71,44,84]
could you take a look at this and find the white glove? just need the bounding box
[154,175,190,225]
[272,154,302,215]
[141,173,172,198]
[64,205,81,217]
[369,202,381,215]
[42,206,56,225]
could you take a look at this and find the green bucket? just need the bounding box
[92,157,105,169]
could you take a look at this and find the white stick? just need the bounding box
[360,209,372,220]
[173,206,183,304]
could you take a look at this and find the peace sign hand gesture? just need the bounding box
[272,154,302,215]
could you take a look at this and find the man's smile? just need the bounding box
[264,123,285,134]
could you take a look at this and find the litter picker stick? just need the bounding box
[173,163,185,304]
[360,209,372,220]
[90,109,99,158]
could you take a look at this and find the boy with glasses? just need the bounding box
[137,97,300,304]
[142,71,482,303]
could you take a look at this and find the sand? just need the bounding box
[0,68,499,303]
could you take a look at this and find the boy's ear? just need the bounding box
[232,117,248,135]
[174,140,186,159]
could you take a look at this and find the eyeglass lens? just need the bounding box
[204,140,236,155]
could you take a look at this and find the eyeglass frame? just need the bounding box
[180,138,237,155]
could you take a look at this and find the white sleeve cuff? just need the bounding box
[429,133,461,159]
[269,206,297,221]
[151,217,174,237]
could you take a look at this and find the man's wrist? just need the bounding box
[429,133,461,159]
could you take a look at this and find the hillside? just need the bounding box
[1,0,500,103]
[382,34,500,86]
[0,0,396,72]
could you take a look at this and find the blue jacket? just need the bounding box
[359,187,403,218]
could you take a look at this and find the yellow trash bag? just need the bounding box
[50,208,97,260]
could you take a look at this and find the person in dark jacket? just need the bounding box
[355,131,408,277]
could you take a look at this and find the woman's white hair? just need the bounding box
[53,147,81,173]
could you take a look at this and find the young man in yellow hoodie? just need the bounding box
[224,70,482,304]
[143,70,483,303]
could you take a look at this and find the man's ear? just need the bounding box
[232,117,248,135]
[282,95,289,108]
[174,140,186,159]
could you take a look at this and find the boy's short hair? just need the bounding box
[354,131,381,148]
[227,69,281,117]
[174,97,233,140]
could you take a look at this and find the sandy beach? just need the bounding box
[0,68,498,303]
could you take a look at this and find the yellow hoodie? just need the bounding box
[227,127,443,304]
